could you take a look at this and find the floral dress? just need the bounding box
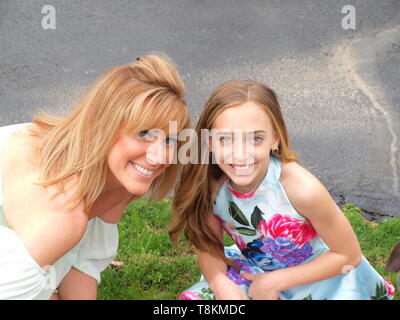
[178,155,395,300]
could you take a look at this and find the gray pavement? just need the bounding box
[0,0,399,218]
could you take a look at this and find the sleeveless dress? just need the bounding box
[0,123,119,299]
[178,155,395,300]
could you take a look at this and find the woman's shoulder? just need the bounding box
[2,123,40,163]
[3,173,88,268]
[280,160,328,214]
[2,126,88,268]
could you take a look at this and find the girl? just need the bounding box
[169,80,395,300]
[0,54,190,299]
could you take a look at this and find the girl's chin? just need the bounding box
[228,176,255,189]
[224,171,256,187]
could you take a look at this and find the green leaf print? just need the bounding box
[251,206,264,229]
[198,288,215,300]
[371,282,389,300]
[228,201,250,226]
[235,227,257,236]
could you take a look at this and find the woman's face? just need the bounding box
[211,101,279,193]
[107,127,177,196]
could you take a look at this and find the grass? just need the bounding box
[97,200,400,300]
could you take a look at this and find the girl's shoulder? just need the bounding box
[280,160,329,217]
[280,160,316,186]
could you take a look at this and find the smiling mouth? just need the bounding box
[129,161,156,177]
[228,163,256,174]
[229,163,254,169]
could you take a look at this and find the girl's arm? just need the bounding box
[243,170,362,299]
[57,267,97,300]
[198,214,247,300]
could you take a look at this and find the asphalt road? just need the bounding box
[0,0,399,218]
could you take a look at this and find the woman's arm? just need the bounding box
[243,168,362,298]
[57,267,97,300]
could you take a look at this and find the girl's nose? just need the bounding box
[233,140,254,164]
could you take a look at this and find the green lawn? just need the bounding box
[97,200,400,300]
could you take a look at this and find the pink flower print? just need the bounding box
[177,291,202,300]
[258,214,317,246]
[384,279,395,297]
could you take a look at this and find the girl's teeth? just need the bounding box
[133,162,154,176]
[233,164,253,170]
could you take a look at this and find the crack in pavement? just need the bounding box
[333,23,400,199]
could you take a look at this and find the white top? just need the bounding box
[0,123,118,299]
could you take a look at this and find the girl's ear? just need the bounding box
[272,133,280,151]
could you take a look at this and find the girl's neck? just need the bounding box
[226,169,267,197]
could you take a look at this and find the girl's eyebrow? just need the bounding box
[252,130,267,134]
[215,129,267,134]
[214,130,233,135]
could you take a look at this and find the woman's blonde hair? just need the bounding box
[29,53,190,214]
[169,80,299,266]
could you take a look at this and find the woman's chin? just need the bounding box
[124,182,152,196]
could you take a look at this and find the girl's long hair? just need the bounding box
[29,53,190,214]
[169,80,299,266]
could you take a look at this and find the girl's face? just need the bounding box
[211,101,279,193]
[106,127,177,196]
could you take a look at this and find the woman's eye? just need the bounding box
[138,130,156,141]
[138,130,149,138]
[165,137,177,145]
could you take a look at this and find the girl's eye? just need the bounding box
[219,136,232,143]
[250,136,262,143]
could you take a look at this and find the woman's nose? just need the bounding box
[146,141,167,166]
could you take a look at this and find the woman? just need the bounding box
[0,54,190,299]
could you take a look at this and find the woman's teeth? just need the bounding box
[131,162,154,176]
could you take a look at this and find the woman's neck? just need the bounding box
[88,171,134,220]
